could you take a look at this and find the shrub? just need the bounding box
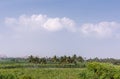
[80,62,120,79]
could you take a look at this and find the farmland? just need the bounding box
[0,55,120,79]
[0,62,120,79]
[0,68,83,79]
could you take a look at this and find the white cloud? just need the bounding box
[5,14,76,32]
[4,14,120,39]
[43,17,76,32]
[43,18,63,31]
[80,21,120,38]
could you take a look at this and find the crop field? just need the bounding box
[1,56,120,79]
[0,62,120,79]
[0,68,84,79]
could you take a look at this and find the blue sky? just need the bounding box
[0,0,120,58]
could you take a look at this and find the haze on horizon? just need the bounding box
[0,0,120,58]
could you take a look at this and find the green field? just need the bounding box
[0,68,84,79]
[0,62,120,79]
[1,56,120,79]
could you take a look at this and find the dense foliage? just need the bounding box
[28,54,84,64]
[79,62,120,79]
[1,55,120,65]
[87,57,120,65]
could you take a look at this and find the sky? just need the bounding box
[0,0,120,58]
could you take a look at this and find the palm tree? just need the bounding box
[28,55,34,63]
[52,55,57,63]
[34,57,39,63]
[67,56,72,63]
[77,56,84,62]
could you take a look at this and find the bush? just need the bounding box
[79,62,120,79]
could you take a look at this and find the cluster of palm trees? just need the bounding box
[28,54,84,64]
[28,55,47,64]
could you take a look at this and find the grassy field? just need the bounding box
[0,62,120,79]
[0,68,84,79]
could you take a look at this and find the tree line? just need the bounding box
[28,54,84,64]
[87,57,120,65]
[28,55,120,65]
[1,54,120,65]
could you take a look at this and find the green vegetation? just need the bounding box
[0,55,120,79]
[79,62,120,79]
[0,62,120,79]
[28,54,84,64]
[0,68,83,79]
[0,54,85,69]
